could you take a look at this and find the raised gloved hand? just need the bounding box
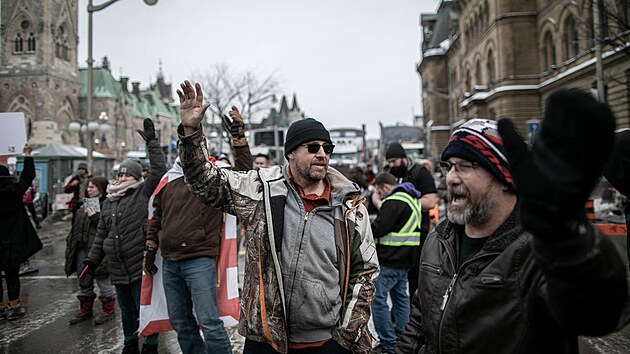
[136,118,157,142]
[497,88,616,238]
[79,260,95,288]
[222,106,245,139]
[143,240,158,275]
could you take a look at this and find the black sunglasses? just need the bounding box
[302,143,335,154]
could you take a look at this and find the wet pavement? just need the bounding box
[1,210,629,353]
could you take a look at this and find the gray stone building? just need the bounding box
[420,0,630,159]
[0,0,177,160]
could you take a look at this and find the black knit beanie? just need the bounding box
[385,142,407,160]
[441,119,514,189]
[284,118,332,157]
[0,165,9,177]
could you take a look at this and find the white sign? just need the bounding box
[0,112,27,156]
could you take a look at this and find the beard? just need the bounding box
[389,165,407,178]
[446,184,496,226]
[295,158,328,182]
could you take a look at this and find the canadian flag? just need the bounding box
[138,159,239,336]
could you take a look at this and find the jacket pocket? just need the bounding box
[420,262,443,275]
[289,277,338,330]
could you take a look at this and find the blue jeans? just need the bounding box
[371,265,410,353]
[163,257,232,354]
[115,280,159,342]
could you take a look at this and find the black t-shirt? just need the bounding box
[458,231,487,266]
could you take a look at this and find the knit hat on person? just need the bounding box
[118,159,142,180]
[78,162,88,171]
[0,165,9,177]
[385,142,407,160]
[284,118,332,157]
[441,119,514,189]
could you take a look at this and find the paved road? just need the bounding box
[1,211,628,353]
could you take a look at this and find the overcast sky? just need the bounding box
[78,0,441,139]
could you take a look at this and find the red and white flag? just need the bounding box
[139,159,239,336]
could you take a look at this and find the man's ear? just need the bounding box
[286,151,294,161]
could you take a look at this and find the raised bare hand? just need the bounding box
[176,80,210,134]
[23,143,32,157]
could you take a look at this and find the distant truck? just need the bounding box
[377,123,425,169]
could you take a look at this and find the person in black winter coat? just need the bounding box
[80,119,167,354]
[0,144,43,321]
[64,176,115,325]
[396,90,629,354]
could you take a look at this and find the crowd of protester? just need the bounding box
[1,84,629,354]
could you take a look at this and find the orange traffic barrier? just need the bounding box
[595,223,627,237]
[585,200,595,222]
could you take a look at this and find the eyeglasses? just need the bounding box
[436,160,479,176]
[302,143,335,154]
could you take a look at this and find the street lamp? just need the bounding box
[86,0,158,171]
[69,111,110,155]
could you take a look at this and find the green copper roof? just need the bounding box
[79,68,121,98]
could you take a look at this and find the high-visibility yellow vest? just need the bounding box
[377,191,422,246]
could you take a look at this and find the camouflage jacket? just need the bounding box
[178,126,379,353]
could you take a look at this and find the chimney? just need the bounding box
[132,82,141,98]
[120,77,129,93]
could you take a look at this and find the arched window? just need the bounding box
[27,32,36,52]
[563,16,579,60]
[543,31,556,69]
[475,60,482,86]
[487,49,496,84]
[14,33,23,53]
[466,67,472,92]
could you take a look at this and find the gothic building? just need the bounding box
[0,0,81,146]
[0,0,177,159]
[420,0,630,158]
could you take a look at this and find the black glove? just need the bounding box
[79,260,95,288]
[136,118,157,142]
[143,248,158,276]
[497,88,616,239]
[221,106,245,139]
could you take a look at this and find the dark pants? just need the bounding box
[115,280,158,342]
[25,203,39,226]
[243,339,350,354]
[0,265,21,302]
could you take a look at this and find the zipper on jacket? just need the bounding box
[440,273,458,311]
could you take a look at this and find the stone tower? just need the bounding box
[0,0,81,147]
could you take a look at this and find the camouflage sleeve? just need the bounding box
[333,203,380,354]
[177,124,236,215]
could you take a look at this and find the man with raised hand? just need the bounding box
[396,88,628,354]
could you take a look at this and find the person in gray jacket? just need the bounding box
[176,80,379,354]
[80,119,167,354]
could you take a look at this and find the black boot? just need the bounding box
[140,343,158,354]
[122,339,139,354]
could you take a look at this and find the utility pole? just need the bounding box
[593,0,605,101]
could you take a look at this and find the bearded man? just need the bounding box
[176,81,378,354]
[396,88,629,354]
